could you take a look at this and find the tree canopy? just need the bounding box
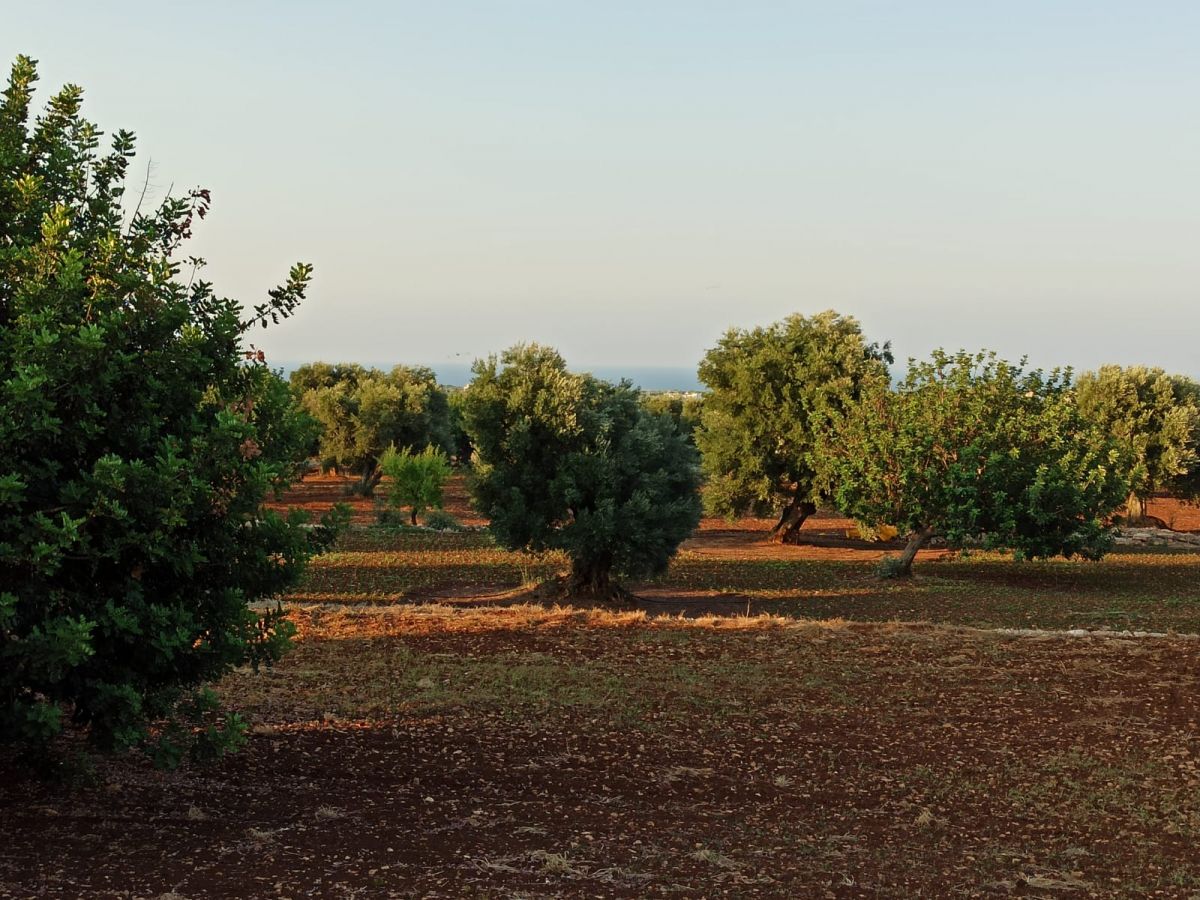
[0,56,341,765]
[462,344,702,599]
[695,311,892,542]
[1075,366,1200,522]
[291,363,452,494]
[819,350,1129,576]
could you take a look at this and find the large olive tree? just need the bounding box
[462,344,702,600]
[695,311,891,542]
[1075,366,1200,523]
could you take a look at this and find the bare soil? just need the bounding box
[4,478,1200,897]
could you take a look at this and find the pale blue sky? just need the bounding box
[6,2,1199,378]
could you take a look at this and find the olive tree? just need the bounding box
[695,311,891,542]
[819,351,1129,576]
[0,56,342,765]
[462,344,702,599]
[292,363,452,495]
[1075,366,1200,523]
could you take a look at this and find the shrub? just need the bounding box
[377,445,452,526]
[0,56,343,765]
[423,509,463,531]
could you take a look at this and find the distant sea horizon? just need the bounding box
[274,361,703,392]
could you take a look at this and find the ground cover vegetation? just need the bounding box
[0,57,341,767]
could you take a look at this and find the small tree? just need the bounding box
[293,364,452,495]
[462,344,702,599]
[696,311,892,542]
[378,445,451,525]
[0,56,342,765]
[819,351,1129,576]
[1075,366,1200,523]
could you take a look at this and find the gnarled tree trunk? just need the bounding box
[567,555,624,602]
[769,498,818,544]
[894,526,935,577]
[353,458,383,497]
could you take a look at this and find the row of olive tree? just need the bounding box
[289,363,455,495]
[694,311,1200,576]
[292,315,1198,590]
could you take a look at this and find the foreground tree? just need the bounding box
[0,57,342,765]
[819,351,1129,576]
[696,311,891,543]
[292,363,452,495]
[1075,366,1200,524]
[462,344,702,599]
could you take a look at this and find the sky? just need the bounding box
[5,1,1199,382]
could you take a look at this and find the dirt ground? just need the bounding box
[4,477,1200,898]
[3,610,1199,898]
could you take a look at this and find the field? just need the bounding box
[3,476,1200,898]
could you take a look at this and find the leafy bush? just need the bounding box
[0,56,343,765]
[641,392,704,442]
[875,555,909,579]
[423,509,463,531]
[462,344,702,599]
[377,445,452,526]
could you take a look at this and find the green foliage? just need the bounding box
[0,56,343,763]
[1075,366,1200,515]
[875,556,909,579]
[462,344,703,596]
[820,350,1129,575]
[695,311,891,540]
[377,445,452,526]
[292,363,452,494]
[641,392,704,442]
[423,509,463,531]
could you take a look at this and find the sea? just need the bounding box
[275,361,703,393]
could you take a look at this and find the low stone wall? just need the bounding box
[1113,527,1200,549]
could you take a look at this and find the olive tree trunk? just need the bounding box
[354,457,383,497]
[567,554,620,601]
[769,498,818,544]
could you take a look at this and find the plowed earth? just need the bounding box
[4,476,1200,898]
